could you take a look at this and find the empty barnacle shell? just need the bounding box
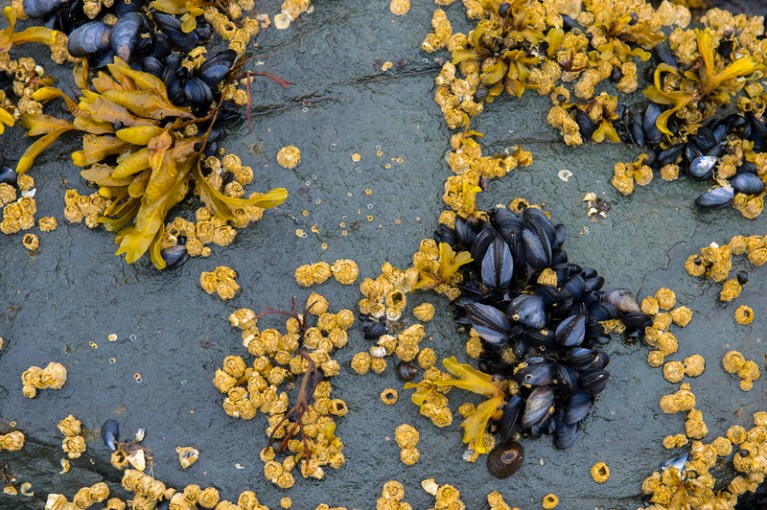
[109,12,142,61]
[421,478,439,496]
[395,361,418,382]
[369,346,386,358]
[486,441,524,478]
[695,185,734,209]
[176,447,199,469]
[67,21,112,58]
[101,419,119,452]
[135,428,145,442]
[127,448,146,471]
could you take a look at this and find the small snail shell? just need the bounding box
[487,441,524,478]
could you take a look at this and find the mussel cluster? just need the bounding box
[433,208,650,466]
[21,0,212,67]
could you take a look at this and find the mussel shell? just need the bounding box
[362,319,387,340]
[524,330,559,350]
[110,12,142,61]
[553,418,578,449]
[522,221,552,271]
[153,12,199,52]
[695,185,734,209]
[67,21,112,57]
[161,244,188,269]
[453,216,476,248]
[730,172,765,195]
[489,208,523,236]
[183,77,213,107]
[553,363,578,392]
[564,389,594,424]
[481,236,513,290]
[470,224,498,263]
[141,56,165,77]
[579,368,610,394]
[22,0,69,18]
[603,288,640,314]
[465,303,512,345]
[199,49,237,88]
[497,395,523,441]
[395,361,418,382]
[661,451,688,473]
[514,360,555,386]
[654,44,678,68]
[433,224,457,248]
[643,104,663,145]
[656,143,683,167]
[555,312,586,347]
[0,166,18,186]
[506,294,546,330]
[487,441,524,478]
[576,110,597,140]
[588,301,619,321]
[520,386,554,429]
[101,419,119,451]
[736,270,749,286]
[688,155,717,180]
[114,0,143,15]
[534,285,562,306]
[561,274,585,301]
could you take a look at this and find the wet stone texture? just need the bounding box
[1,1,767,509]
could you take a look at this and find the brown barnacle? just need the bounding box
[0,430,25,451]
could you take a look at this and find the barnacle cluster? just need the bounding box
[200,266,240,300]
[487,490,518,510]
[640,288,694,368]
[421,480,464,510]
[0,430,25,452]
[45,482,110,510]
[276,145,301,169]
[722,350,760,392]
[214,296,351,488]
[376,480,411,510]
[394,423,420,466]
[21,361,67,398]
[57,415,86,459]
[641,412,767,509]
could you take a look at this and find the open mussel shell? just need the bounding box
[563,390,594,425]
[109,12,143,61]
[67,21,111,58]
[695,185,734,209]
[481,236,513,290]
[506,294,546,330]
[101,419,119,452]
[520,386,554,429]
[730,172,765,195]
[487,440,524,478]
[465,303,511,345]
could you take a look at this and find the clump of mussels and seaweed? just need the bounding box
[423,0,767,219]
[0,0,290,268]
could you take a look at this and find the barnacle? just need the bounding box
[176,446,199,469]
[591,462,610,483]
[734,305,754,325]
[0,430,25,451]
[542,493,559,509]
[277,145,301,169]
[380,388,398,405]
